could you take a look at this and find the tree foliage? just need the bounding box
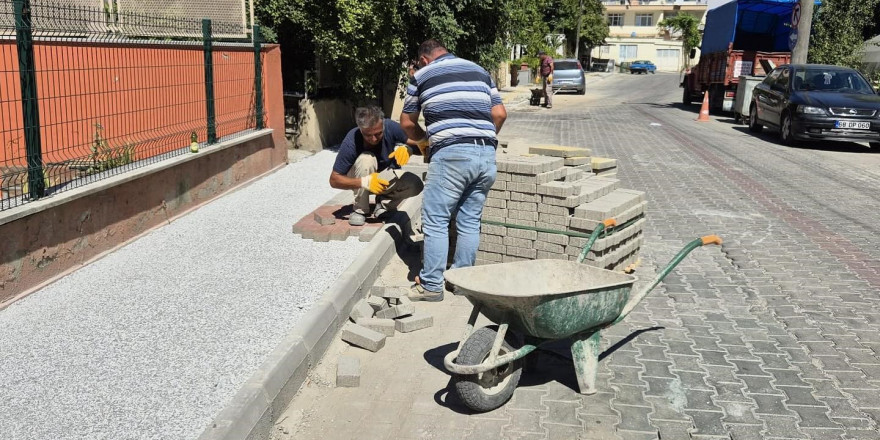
[657,13,701,68]
[809,0,880,68]
[256,0,605,101]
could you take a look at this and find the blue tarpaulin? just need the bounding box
[701,0,822,55]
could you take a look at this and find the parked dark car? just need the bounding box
[551,59,586,95]
[749,64,880,147]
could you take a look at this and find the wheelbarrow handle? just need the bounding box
[611,235,722,325]
[576,219,617,264]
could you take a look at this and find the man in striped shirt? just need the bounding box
[400,39,507,302]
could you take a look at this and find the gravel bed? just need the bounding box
[0,151,366,440]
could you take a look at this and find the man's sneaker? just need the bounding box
[348,211,366,226]
[372,205,388,220]
[408,283,443,302]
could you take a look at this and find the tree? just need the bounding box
[809,0,880,68]
[657,13,701,69]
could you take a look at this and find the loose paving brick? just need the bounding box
[356,317,396,337]
[395,314,433,333]
[528,144,591,158]
[375,303,415,319]
[341,323,386,352]
[336,355,360,387]
[349,299,374,322]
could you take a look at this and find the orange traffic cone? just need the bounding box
[696,91,710,122]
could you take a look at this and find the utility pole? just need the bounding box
[574,0,583,60]
[791,0,814,64]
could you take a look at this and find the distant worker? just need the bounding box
[539,51,554,109]
[401,39,507,302]
[329,106,424,226]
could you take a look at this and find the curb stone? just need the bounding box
[197,194,422,440]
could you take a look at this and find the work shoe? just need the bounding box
[408,283,443,302]
[372,205,388,220]
[348,211,366,226]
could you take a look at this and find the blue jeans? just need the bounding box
[419,144,497,293]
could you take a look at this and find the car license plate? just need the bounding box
[835,121,871,129]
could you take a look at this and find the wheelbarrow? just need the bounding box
[443,220,722,412]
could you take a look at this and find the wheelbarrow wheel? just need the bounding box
[452,326,523,412]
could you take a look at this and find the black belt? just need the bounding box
[435,137,498,149]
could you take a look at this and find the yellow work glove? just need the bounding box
[361,172,389,194]
[415,138,429,156]
[388,144,411,166]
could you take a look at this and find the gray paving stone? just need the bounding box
[614,405,655,433]
[685,410,727,436]
[336,355,360,387]
[341,323,386,352]
[374,303,414,319]
[355,317,395,337]
[394,314,433,333]
[349,299,374,322]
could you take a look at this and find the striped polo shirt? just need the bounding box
[402,53,503,152]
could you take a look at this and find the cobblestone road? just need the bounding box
[278,73,880,440]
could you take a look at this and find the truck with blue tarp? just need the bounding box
[681,0,820,111]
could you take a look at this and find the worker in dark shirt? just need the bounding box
[329,106,424,226]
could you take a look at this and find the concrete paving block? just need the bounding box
[542,193,588,208]
[370,285,388,297]
[588,218,645,252]
[481,223,507,235]
[507,167,567,185]
[341,323,386,352]
[349,299,375,322]
[595,169,617,178]
[487,189,510,200]
[395,314,434,333]
[481,234,504,245]
[591,157,617,171]
[509,192,541,203]
[534,240,565,253]
[336,356,360,387]
[491,179,508,191]
[507,228,538,240]
[507,201,538,212]
[564,168,586,182]
[538,203,571,216]
[537,181,575,197]
[482,207,508,218]
[356,317,396,337]
[495,172,512,182]
[378,287,407,299]
[537,250,570,260]
[508,210,539,221]
[313,212,336,226]
[616,188,647,203]
[572,178,620,202]
[506,218,537,228]
[573,190,645,222]
[506,246,537,259]
[481,214,507,224]
[503,254,530,263]
[537,231,570,246]
[485,198,507,209]
[476,251,504,262]
[534,221,569,233]
[528,145,591,158]
[503,236,534,248]
[366,296,388,313]
[478,241,506,254]
[508,182,538,194]
[358,225,382,242]
[398,296,412,306]
[329,228,350,241]
[564,156,591,166]
[375,303,415,319]
[538,212,571,227]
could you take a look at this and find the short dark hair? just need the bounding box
[418,39,447,58]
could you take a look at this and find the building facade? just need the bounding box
[592,0,708,72]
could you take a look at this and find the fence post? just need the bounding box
[14,0,45,199]
[253,25,264,130]
[202,19,217,144]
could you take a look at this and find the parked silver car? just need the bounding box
[551,59,586,95]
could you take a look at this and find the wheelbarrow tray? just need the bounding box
[445,259,637,340]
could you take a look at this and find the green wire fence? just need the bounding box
[0,0,265,211]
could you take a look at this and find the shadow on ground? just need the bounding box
[422,326,664,415]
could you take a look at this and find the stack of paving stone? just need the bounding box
[336,286,434,387]
[477,145,645,271]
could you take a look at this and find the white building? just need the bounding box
[592,0,709,72]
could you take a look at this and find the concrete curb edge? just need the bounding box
[198,195,423,440]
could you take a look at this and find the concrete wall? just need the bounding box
[0,45,288,307]
[290,98,355,152]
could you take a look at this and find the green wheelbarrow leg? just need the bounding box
[571,331,602,395]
